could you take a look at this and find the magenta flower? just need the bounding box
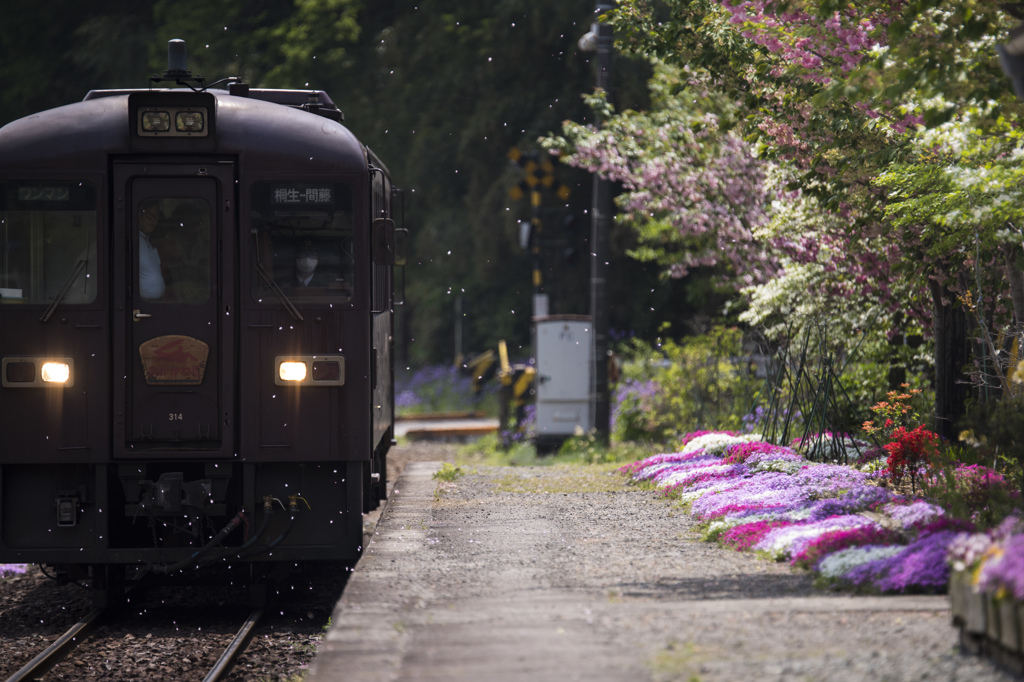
[791,525,901,569]
[721,520,795,551]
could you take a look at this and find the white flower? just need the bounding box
[681,432,762,456]
[818,545,903,580]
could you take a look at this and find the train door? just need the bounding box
[112,165,235,457]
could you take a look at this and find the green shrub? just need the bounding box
[612,327,761,442]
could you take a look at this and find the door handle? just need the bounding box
[133,309,152,322]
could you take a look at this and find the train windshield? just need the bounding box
[0,181,98,305]
[250,181,354,304]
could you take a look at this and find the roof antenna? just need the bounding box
[149,39,206,90]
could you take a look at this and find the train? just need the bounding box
[0,40,402,606]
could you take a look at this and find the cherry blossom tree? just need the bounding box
[546,64,777,284]
[554,0,1024,437]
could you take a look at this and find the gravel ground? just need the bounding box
[316,451,1018,682]
[1,442,1016,681]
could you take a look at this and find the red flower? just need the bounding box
[883,425,938,488]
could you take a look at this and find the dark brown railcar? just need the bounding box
[0,65,398,603]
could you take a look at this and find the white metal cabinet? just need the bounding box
[534,316,592,441]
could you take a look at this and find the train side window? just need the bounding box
[250,182,355,304]
[0,181,98,305]
[137,197,211,304]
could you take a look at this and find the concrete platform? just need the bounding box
[305,462,988,682]
[394,416,498,441]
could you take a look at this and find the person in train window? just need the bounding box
[293,245,330,288]
[138,199,166,300]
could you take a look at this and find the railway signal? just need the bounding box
[508,147,572,317]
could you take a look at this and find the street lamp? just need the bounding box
[579,2,613,443]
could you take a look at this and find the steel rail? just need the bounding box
[6,608,105,682]
[203,607,264,682]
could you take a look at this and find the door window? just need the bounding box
[136,197,211,304]
[0,181,98,305]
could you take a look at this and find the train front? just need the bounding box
[0,80,396,603]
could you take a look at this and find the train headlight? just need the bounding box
[135,102,211,138]
[275,356,345,386]
[141,111,171,132]
[175,111,205,133]
[2,357,74,387]
[41,362,71,383]
[279,361,308,382]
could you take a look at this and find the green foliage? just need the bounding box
[921,444,1019,529]
[555,432,656,465]
[457,432,656,468]
[432,462,465,482]
[457,433,541,467]
[0,0,155,125]
[961,393,1024,498]
[2,2,672,367]
[613,326,761,442]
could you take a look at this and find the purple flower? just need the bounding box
[659,463,748,488]
[883,500,945,530]
[845,530,959,593]
[743,449,804,466]
[0,564,26,577]
[978,534,1024,600]
[754,515,875,558]
[803,485,893,522]
[947,532,994,572]
[690,473,814,520]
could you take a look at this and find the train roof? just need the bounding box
[0,88,369,176]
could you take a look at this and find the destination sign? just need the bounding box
[272,186,334,205]
[18,186,70,202]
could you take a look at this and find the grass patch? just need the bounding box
[490,464,628,494]
[453,433,666,469]
[432,462,465,482]
[648,640,714,681]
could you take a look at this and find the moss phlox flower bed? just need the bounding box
[620,431,993,593]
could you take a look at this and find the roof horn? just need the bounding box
[150,39,206,89]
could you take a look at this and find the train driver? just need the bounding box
[293,245,328,288]
[138,199,166,300]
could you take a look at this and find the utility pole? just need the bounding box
[579,3,613,442]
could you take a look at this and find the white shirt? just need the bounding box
[139,232,165,299]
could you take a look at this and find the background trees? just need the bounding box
[7,0,1024,440]
[1,1,682,366]
[545,0,1024,438]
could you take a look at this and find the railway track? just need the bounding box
[6,606,264,682]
